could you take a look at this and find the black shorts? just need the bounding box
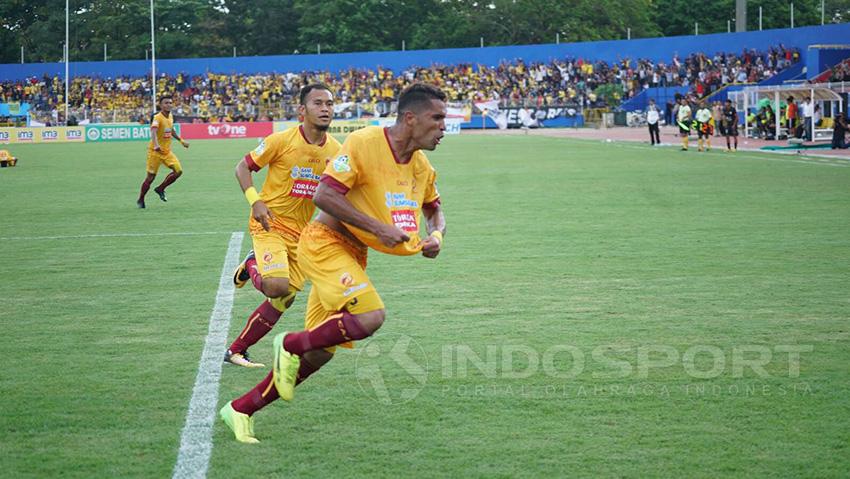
[678,124,690,135]
[725,125,738,136]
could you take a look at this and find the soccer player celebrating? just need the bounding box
[677,96,692,151]
[722,99,739,152]
[695,100,713,152]
[224,84,341,368]
[137,95,189,208]
[220,83,447,443]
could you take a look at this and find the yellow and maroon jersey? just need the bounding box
[320,126,441,256]
[245,125,342,236]
[148,112,174,154]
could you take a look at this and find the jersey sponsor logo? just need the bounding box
[290,166,320,180]
[289,179,318,198]
[253,140,266,156]
[343,283,368,297]
[385,192,419,208]
[289,166,320,198]
[340,272,354,287]
[391,209,418,232]
[332,155,350,172]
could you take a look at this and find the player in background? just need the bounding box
[722,99,739,152]
[677,96,692,151]
[220,83,447,443]
[224,84,341,368]
[137,95,189,208]
[695,100,713,152]
[646,99,661,146]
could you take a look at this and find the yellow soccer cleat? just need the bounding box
[224,349,266,368]
[219,401,259,444]
[232,250,256,288]
[272,332,300,401]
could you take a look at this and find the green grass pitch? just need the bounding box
[0,135,848,477]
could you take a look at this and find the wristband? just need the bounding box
[244,187,261,206]
[430,230,443,244]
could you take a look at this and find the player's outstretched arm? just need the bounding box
[313,181,409,247]
[419,204,445,259]
[173,131,189,148]
[236,158,274,231]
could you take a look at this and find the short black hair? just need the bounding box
[300,83,332,105]
[159,94,172,103]
[397,83,447,115]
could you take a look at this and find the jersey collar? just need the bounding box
[383,127,407,164]
[299,125,327,146]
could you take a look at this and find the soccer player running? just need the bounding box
[220,83,447,443]
[224,83,341,368]
[137,95,189,208]
[722,99,739,152]
[677,96,692,151]
[695,100,713,152]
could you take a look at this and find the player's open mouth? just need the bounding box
[436,135,443,144]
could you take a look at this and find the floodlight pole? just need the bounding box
[104,43,107,61]
[20,46,24,63]
[791,3,794,28]
[821,0,825,24]
[65,0,69,126]
[694,22,699,35]
[150,0,157,115]
[759,7,763,30]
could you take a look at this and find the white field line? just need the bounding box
[0,231,233,241]
[172,232,243,479]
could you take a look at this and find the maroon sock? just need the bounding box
[231,357,325,416]
[295,357,323,386]
[138,177,153,201]
[232,371,277,415]
[228,300,282,354]
[247,258,262,291]
[156,171,180,191]
[283,311,371,356]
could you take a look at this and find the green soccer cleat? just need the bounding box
[219,401,259,444]
[232,250,256,288]
[272,332,300,401]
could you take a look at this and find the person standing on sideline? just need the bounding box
[785,96,797,132]
[722,99,739,152]
[677,97,692,151]
[832,112,849,149]
[801,97,814,141]
[695,100,713,152]
[646,99,661,145]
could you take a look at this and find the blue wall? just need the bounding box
[1,23,849,81]
[805,46,850,79]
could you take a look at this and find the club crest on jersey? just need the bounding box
[332,155,351,172]
[340,272,354,287]
[263,252,273,263]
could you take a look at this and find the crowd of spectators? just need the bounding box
[829,59,850,82]
[0,45,801,124]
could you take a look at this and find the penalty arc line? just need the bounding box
[172,231,243,479]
